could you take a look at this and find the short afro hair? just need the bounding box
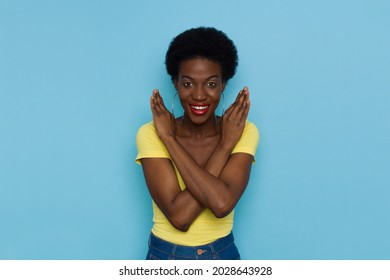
[165,27,238,82]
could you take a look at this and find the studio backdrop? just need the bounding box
[1,0,389,259]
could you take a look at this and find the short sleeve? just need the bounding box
[231,121,260,158]
[135,122,170,164]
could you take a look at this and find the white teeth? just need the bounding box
[191,105,208,110]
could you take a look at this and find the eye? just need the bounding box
[183,81,193,88]
[207,81,217,88]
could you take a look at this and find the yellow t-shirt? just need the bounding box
[136,120,259,246]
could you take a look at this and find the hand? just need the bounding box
[220,86,250,150]
[150,89,176,141]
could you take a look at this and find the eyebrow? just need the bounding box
[181,75,220,80]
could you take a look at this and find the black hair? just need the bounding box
[165,27,238,82]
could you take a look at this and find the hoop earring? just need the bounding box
[171,91,178,117]
[221,92,225,115]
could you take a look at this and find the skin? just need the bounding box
[141,57,252,232]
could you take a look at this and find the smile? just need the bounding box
[189,104,210,115]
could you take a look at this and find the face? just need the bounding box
[174,57,225,125]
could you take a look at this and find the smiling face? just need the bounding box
[174,57,225,126]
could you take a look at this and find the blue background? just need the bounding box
[1,0,389,259]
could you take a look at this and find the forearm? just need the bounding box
[162,136,232,216]
[167,189,205,231]
[203,142,234,177]
[141,157,204,231]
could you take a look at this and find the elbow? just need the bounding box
[173,222,190,232]
[169,215,191,232]
[208,183,237,218]
[210,200,234,219]
[213,208,233,219]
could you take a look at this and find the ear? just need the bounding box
[222,82,226,92]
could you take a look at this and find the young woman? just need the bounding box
[136,27,259,260]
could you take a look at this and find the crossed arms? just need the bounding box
[140,88,254,232]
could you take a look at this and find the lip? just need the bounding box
[189,104,210,116]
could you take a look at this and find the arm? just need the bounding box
[160,139,253,218]
[140,157,204,232]
[138,89,206,232]
[152,88,253,218]
[203,88,250,177]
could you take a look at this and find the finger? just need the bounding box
[156,90,164,105]
[243,87,250,102]
[222,102,234,118]
[227,90,249,122]
[224,95,244,118]
[233,88,244,105]
[239,87,250,108]
[241,99,250,122]
[152,89,159,99]
[152,89,167,116]
[153,90,165,112]
[223,86,249,118]
[230,89,247,115]
[150,96,155,112]
[243,87,250,107]
[150,89,158,112]
[241,88,250,112]
[239,87,250,120]
[157,94,169,113]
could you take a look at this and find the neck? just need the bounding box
[177,114,220,138]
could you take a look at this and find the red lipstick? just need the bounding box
[189,104,210,116]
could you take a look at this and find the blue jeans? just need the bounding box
[146,232,241,260]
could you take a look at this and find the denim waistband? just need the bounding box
[148,232,235,259]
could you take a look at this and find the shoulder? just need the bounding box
[137,121,156,135]
[136,121,161,143]
[243,120,260,141]
[232,120,260,157]
[136,121,170,163]
[244,120,259,132]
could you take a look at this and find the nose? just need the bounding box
[192,86,207,101]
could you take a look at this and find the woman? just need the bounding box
[136,27,259,260]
